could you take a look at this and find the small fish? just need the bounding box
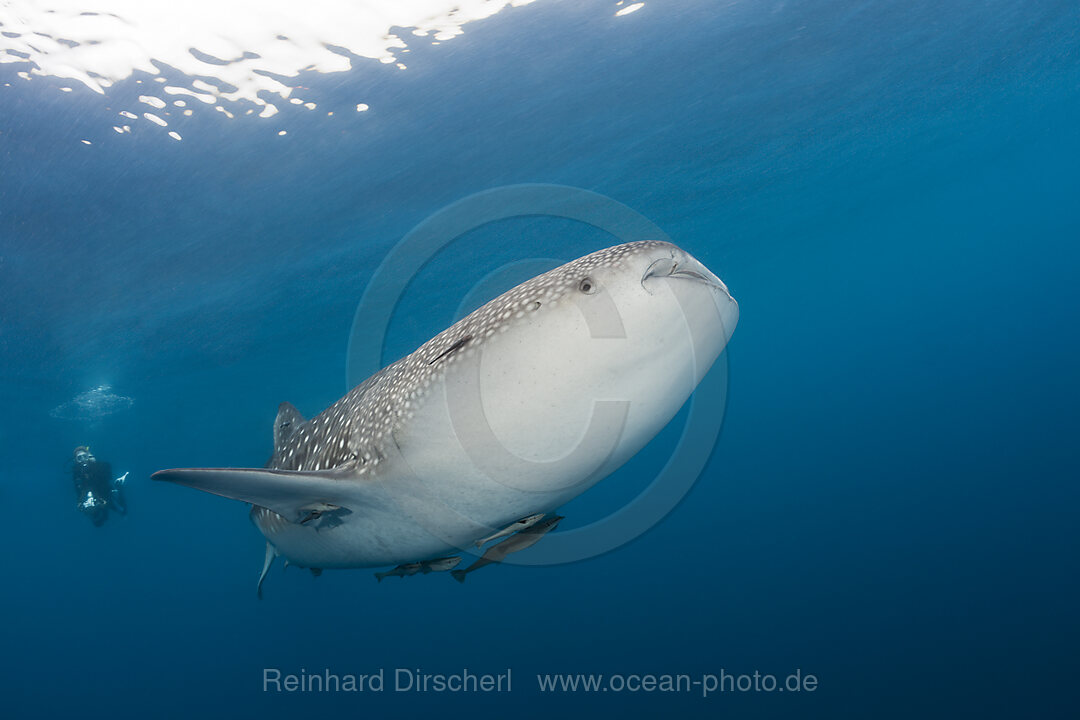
[373,557,461,581]
[452,515,564,583]
[374,562,424,583]
[474,513,546,549]
[420,556,462,574]
[298,502,351,529]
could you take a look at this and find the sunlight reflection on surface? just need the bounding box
[0,0,540,134]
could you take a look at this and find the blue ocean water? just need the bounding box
[1,0,1078,717]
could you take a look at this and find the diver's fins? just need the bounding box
[257,541,276,600]
[151,467,357,523]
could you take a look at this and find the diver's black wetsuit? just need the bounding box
[73,460,121,526]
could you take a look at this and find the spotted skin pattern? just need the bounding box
[251,241,677,534]
[267,240,674,479]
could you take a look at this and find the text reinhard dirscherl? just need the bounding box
[262,668,819,697]
[263,668,512,694]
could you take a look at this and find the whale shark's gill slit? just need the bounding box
[428,334,473,365]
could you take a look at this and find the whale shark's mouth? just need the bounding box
[641,256,732,298]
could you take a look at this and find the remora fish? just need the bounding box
[374,562,424,582]
[451,516,564,583]
[374,556,461,582]
[475,513,546,549]
[421,556,462,574]
[153,241,738,572]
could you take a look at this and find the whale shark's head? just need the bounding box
[433,240,737,358]
[461,240,739,378]
[557,240,739,349]
[404,240,739,498]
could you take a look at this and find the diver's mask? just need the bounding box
[75,450,93,465]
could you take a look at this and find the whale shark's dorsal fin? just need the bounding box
[152,467,361,524]
[273,401,305,452]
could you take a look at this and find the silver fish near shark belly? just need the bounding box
[452,515,564,583]
[475,513,547,549]
[153,241,739,572]
[374,562,424,582]
[374,556,461,582]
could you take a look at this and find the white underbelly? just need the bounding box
[261,272,734,569]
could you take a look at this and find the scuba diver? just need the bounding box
[70,446,128,527]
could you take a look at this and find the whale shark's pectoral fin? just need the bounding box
[151,467,359,524]
[257,541,277,600]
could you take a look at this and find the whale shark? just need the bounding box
[153,240,738,578]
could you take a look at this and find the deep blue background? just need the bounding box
[1,0,1078,717]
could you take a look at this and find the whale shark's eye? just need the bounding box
[579,277,597,294]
